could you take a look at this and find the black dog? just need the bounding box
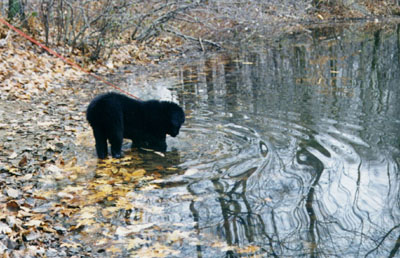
[86,92,185,158]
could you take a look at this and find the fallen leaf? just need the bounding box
[115,223,154,236]
[127,238,150,249]
[237,245,260,253]
[131,169,146,178]
[184,168,199,176]
[18,155,28,167]
[0,222,11,234]
[24,219,43,227]
[24,230,41,241]
[9,152,18,159]
[7,200,20,212]
[6,187,21,198]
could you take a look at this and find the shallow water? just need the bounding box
[60,23,400,257]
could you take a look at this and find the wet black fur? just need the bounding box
[86,92,185,158]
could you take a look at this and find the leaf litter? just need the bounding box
[0,14,271,258]
[0,21,185,258]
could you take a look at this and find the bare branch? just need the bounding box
[135,1,203,41]
[165,25,222,49]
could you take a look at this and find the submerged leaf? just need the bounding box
[237,245,260,253]
[115,223,154,237]
[131,169,146,178]
[127,238,150,249]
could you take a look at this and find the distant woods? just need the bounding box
[2,0,205,61]
[1,1,399,61]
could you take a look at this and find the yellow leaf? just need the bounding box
[127,238,150,249]
[116,198,134,210]
[76,218,96,227]
[106,245,121,254]
[101,207,120,218]
[97,184,113,195]
[237,245,260,253]
[131,169,146,178]
[79,206,97,219]
[111,167,119,174]
[140,184,159,191]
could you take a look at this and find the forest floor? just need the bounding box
[1,1,400,257]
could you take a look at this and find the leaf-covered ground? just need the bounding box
[0,19,189,257]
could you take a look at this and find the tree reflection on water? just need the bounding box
[172,23,400,257]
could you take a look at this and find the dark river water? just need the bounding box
[157,24,400,257]
[64,23,400,257]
